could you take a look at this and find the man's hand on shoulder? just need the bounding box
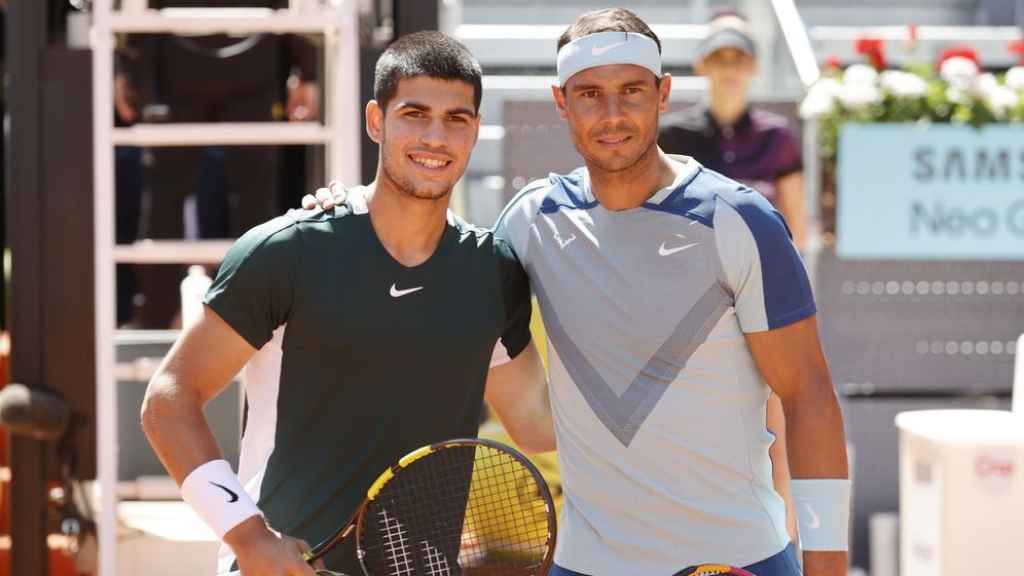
[224,516,321,575]
[300,181,349,212]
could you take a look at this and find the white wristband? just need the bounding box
[792,478,851,551]
[180,459,262,539]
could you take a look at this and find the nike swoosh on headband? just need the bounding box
[591,41,628,56]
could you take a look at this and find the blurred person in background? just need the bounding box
[659,10,808,250]
[128,0,319,328]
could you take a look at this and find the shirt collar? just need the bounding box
[580,155,700,207]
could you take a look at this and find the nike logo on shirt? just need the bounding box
[390,284,424,298]
[210,481,240,503]
[658,234,700,256]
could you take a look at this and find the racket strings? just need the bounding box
[360,444,552,576]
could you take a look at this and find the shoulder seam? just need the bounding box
[495,179,551,262]
[498,179,549,220]
[447,210,492,241]
[708,195,735,300]
[236,215,301,265]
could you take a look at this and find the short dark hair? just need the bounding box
[374,31,483,113]
[556,8,662,54]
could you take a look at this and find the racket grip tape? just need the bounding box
[215,548,341,574]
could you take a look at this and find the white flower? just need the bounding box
[971,73,999,98]
[879,70,928,98]
[838,83,882,109]
[799,77,842,118]
[985,85,1021,119]
[946,85,970,105]
[939,56,979,89]
[1006,67,1024,92]
[837,84,882,109]
[843,64,879,86]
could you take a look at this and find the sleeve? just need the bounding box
[493,240,533,364]
[713,193,816,333]
[203,220,298,349]
[772,124,804,180]
[493,179,549,265]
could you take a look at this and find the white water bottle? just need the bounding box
[180,265,212,329]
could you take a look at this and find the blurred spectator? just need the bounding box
[114,43,145,325]
[659,10,808,249]
[127,0,319,327]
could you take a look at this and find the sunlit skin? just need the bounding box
[367,76,480,202]
[363,75,480,266]
[551,64,676,211]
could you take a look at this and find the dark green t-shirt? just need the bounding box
[204,203,531,571]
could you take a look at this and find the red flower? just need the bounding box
[824,55,842,70]
[855,36,887,70]
[937,45,980,70]
[1010,40,1024,65]
[907,25,919,43]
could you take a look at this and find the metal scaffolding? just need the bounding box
[90,1,361,574]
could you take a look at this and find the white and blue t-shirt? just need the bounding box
[495,156,816,575]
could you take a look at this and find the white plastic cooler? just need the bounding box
[896,409,1024,576]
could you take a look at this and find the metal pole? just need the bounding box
[691,0,709,24]
[6,0,51,572]
[340,0,362,185]
[91,0,119,574]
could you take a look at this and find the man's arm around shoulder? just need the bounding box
[484,341,555,454]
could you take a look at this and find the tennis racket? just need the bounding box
[673,565,756,576]
[229,438,557,576]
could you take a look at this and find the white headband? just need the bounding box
[556,31,662,86]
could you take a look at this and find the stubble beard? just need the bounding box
[572,108,661,177]
[579,127,659,176]
[380,147,452,201]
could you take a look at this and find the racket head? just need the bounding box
[355,438,557,576]
[674,565,756,576]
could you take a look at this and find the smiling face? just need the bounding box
[367,75,480,201]
[552,64,671,175]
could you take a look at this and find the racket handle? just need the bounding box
[305,520,356,562]
[222,565,350,569]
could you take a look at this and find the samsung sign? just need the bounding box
[838,124,1024,260]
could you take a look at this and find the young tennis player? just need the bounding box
[140,31,551,576]
[310,9,850,576]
